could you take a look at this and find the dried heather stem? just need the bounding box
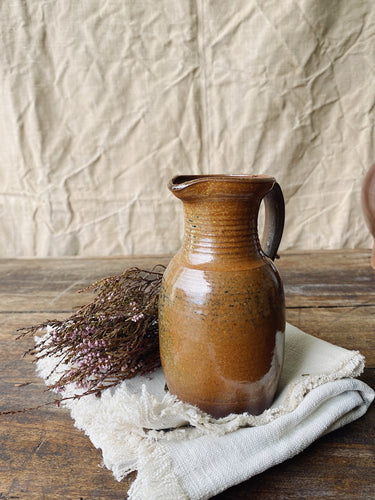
[17,266,165,399]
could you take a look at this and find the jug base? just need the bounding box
[174,392,276,419]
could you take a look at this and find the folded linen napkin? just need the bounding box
[36,323,374,500]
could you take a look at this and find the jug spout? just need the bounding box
[169,174,275,201]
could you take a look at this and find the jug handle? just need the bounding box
[261,182,285,261]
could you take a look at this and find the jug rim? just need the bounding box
[169,174,275,191]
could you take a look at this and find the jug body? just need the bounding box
[158,175,285,418]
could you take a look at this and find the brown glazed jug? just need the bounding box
[362,163,375,269]
[158,175,285,418]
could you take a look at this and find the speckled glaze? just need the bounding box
[158,175,285,418]
[362,163,375,269]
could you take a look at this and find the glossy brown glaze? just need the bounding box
[158,175,285,418]
[362,163,375,269]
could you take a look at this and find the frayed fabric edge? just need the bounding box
[127,439,188,500]
[33,327,368,500]
[146,349,366,441]
[34,331,366,443]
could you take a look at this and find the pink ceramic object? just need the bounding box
[362,163,375,269]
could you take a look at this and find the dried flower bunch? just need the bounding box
[18,266,165,400]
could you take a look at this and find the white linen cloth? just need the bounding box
[36,323,374,500]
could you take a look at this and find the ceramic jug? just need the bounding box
[158,175,285,418]
[362,163,375,269]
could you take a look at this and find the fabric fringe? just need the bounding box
[35,332,366,444]
[33,325,367,500]
[127,440,188,500]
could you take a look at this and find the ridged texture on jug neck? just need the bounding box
[169,175,275,201]
[181,199,263,266]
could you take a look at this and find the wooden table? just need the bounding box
[0,250,374,499]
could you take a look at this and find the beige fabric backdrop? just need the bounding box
[0,0,373,257]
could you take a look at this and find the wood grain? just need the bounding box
[0,251,374,499]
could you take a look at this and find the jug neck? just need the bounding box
[169,176,275,267]
[181,198,263,266]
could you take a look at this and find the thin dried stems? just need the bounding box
[17,266,165,400]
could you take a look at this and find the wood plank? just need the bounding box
[286,306,375,366]
[0,251,374,499]
[0,411,134,499]
[0,250,373,311]
[0,256,170,313]
[0,312,134,499]
[278,250,375,307]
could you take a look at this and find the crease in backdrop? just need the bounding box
[0,0,373,256]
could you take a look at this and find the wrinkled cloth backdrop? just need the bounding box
[0,0,373,256]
